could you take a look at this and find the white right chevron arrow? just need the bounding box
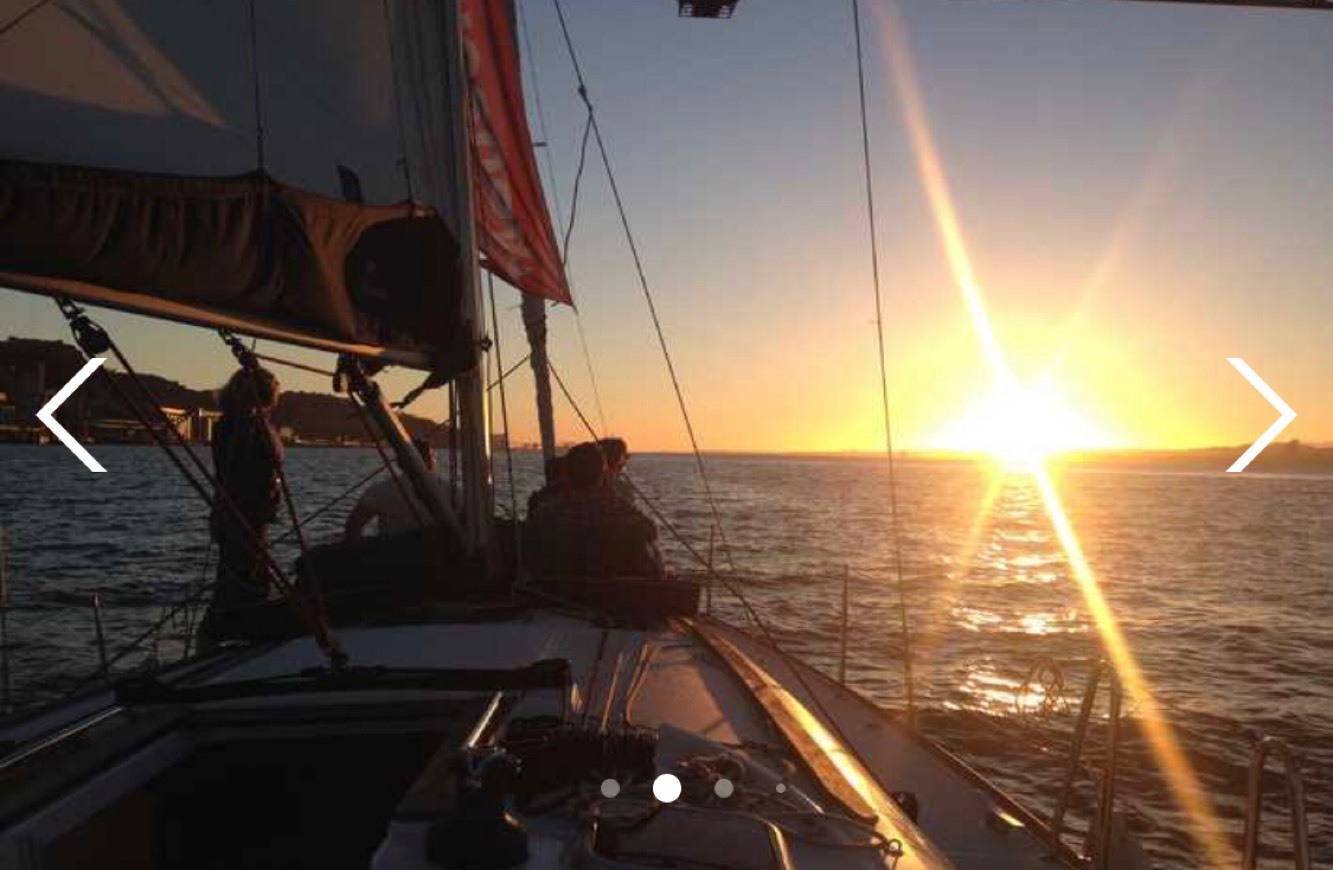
[1227,358,1296,473]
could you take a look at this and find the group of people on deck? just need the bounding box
[200,365,662,645]
[524,439,665,581]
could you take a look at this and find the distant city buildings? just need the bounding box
[1,336,461,449]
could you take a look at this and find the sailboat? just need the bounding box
[0,1,1314,869]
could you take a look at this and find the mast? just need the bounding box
[514,2,559,470]
[445,0,496,554]
[522,295,559,466]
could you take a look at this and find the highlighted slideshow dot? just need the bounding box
[652,773,682,803]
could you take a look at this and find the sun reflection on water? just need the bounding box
[871,3,1232,862]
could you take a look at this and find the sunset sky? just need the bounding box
[3,0,1332,454]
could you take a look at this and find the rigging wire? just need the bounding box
[518,0,609,435]
[549,0,734,570]
[851,0,916,725]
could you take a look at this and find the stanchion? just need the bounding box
[839,566,850,686]
[1,526,11,712]
[92,592,109,675]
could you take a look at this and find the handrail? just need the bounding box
[1242,732,1311,870]
[1050,660,1124,869]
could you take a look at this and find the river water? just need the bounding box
[0,444,1328,867]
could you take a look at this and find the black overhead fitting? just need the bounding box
[679,0,1330,21]
[983,0,1330,9]
[678,1,739,18]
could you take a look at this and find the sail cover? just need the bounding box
[464,0,572,305]
[0,0,473,374]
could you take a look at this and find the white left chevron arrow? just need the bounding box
[36,358,107,473]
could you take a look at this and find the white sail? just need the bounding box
[1,0,458,214]
[0,0,472,371]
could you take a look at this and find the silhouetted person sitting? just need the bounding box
[598,437,636,504]
[526,454,570,519]
[198,366,282,646]
[527,442,663,580]
[344,439,446,540]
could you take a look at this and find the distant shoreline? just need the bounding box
[10,440,1332,475]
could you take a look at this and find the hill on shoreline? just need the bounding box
[1,337,449,445]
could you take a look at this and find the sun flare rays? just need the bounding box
[869,3,1230,865]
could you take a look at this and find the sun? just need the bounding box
[936,381,1114,469]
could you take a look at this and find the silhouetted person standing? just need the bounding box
[198,367,282,646]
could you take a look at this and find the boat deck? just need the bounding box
[0,611,1093,869]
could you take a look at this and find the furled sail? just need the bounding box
[464,0,572,305]
[0,0,472,374]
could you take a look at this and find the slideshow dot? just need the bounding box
[776,783,787,794]
[653,773,682,803]
[600,779,621,798]
[714,778,734,799]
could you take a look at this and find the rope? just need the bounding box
[0,0,52,37]
[550,0,733,569]
[246,0,266,170]
[559,114,610,432]
[851,0,915,725]
[381,0,417,203]
[562,114,593,266]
